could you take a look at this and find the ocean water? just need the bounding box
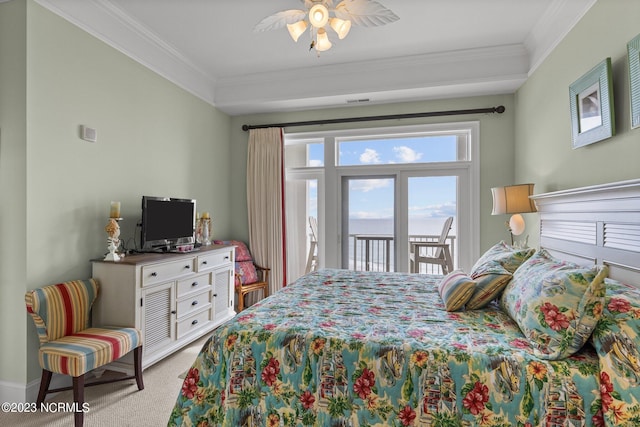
[348,217,456,236]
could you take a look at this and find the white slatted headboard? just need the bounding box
[531,179,640,287]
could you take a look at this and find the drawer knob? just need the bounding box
[191,281,198,287]
[202,260,208,265]
[171,310,176,314]
[224,256,229,260]
[191,300,198,306]
[151,272,157,277]
[191,319,198,325]
[213,293,218,297]
[184,265,191,269]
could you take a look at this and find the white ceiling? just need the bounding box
[34,0,595,116]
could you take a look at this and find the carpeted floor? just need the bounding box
[0,335,209,427]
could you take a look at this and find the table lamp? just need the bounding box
[491,183,537,245]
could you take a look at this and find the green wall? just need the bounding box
[515,0,640,246]
[0,0,29,390]
[0,1,231,397]
[229,94,517,252]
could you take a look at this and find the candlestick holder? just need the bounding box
[199,217,212,246]
[104,218,122,261]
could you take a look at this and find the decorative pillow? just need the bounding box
[470,241,535,275]
[235,261,258,286]
[500,248,608,360]
[438,271,476,312]
[590,278,640,422]
[466,267,513,310]
[213,239,252,262]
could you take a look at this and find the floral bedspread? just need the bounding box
[169,269,605,426]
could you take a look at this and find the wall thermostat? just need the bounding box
[80,125,97,143]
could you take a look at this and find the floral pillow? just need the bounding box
[438,270,476,312]
[235,261,259,287]
[590,278,640,423]
[470,241,535,276]
[213,239,252,261]
[500,248,608,360]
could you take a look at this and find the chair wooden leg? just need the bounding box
[37,370,52,405]
[73,374,85,427]
[237,291,245,312]
[134,346,144,390]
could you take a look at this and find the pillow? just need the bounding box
[590,278,640,421]
[500,248,608,360]
[213,240,252,262]
[438,271,476,312]
[470,241,535,276]
[466,268,513,310]
[235,261,258,286]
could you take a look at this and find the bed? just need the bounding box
[168,179,640,427]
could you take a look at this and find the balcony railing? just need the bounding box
[349,234,456,273]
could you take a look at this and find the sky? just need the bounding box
[307,136,458,223]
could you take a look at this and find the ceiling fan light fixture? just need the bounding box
[287,20,308,42]
[330,17,351,39]
[315,28,332,51]
[254,0,398,54]
[309,4,329,28]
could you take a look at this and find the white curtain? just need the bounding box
[247,128,286,296]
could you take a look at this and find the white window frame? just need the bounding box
[285,121,480,272]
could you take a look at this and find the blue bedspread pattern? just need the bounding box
[169,269,606,426]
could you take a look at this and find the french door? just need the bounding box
[340,171,464,273]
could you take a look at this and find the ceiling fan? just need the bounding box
[254,0,399,54]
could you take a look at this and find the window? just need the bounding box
[285,122,479,282]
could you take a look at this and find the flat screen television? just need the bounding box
[140,196,196,251]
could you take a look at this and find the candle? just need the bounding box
[109,201,121,218]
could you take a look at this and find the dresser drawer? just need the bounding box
[176,273,211,298]
[177,309,211,338]
[141,258,196,286]
[176,289,211,318]
[196,249,233,272]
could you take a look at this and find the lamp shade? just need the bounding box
[491,184,537,215]
[309,4,329,28]
[315,28,332,51]
[330,17,351,39]
[287,21,308,42]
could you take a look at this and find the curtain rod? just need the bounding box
[241,105,505,131]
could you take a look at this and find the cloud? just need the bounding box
[393,146,423,162]
[360,148,381,164]
[308,159,323,167]
[350,178,392,192]
[350,211,390,219]
[409,201,457,218]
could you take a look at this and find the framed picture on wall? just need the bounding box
[628,33,640,129]
[569,58,615,149]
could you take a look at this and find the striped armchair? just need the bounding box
[25,279,144,427]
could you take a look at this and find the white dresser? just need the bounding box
[92,244,235,371]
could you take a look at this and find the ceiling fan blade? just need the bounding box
[254,9,307,32]
[334,0,399,27]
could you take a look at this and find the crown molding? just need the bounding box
[34,0,216,105]
[525,0,597,75]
